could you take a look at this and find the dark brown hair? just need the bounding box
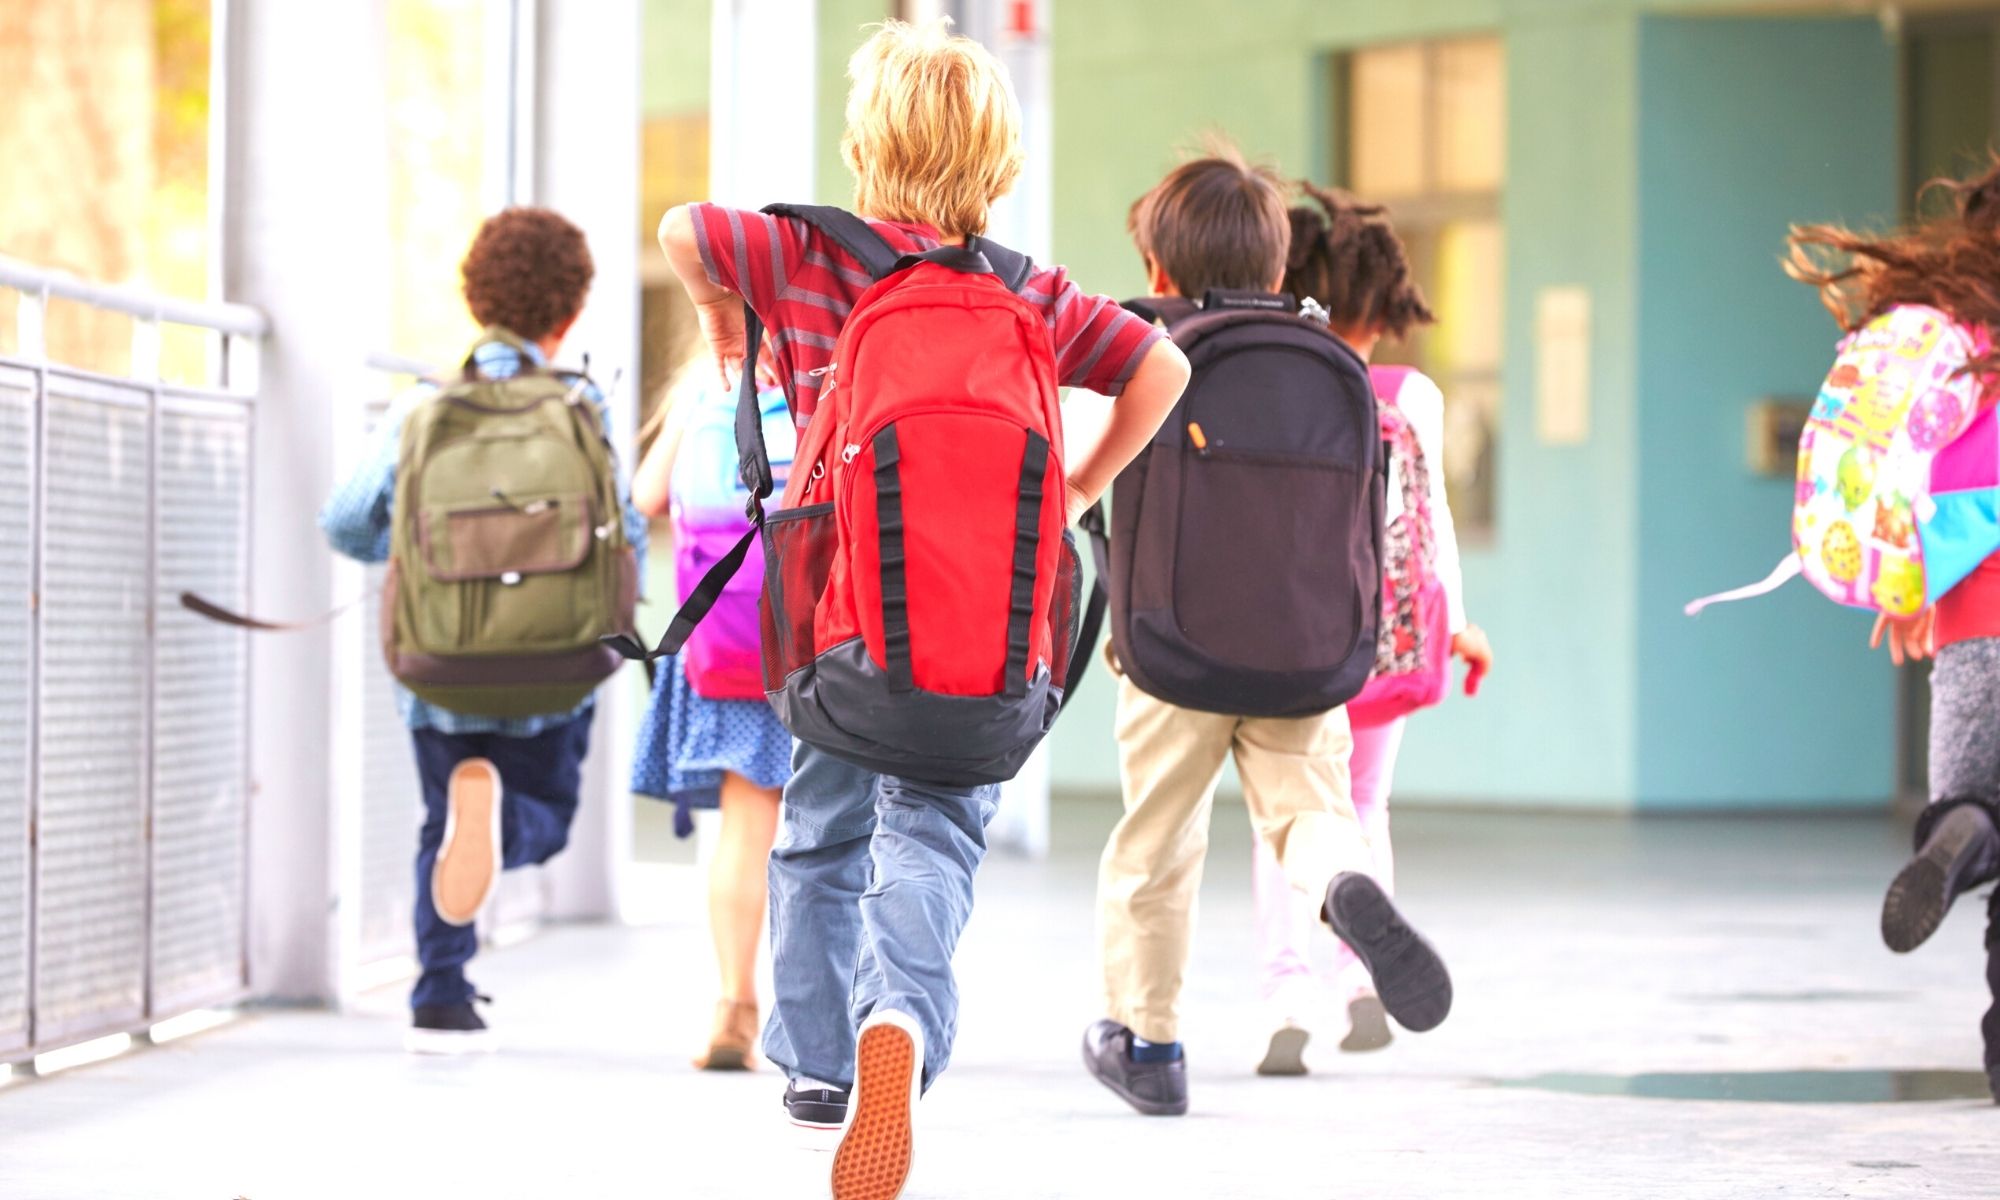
[1128,144,1291,298]
[1787,156,2000,377]
[1282,181,1434,341]
[460,207,595,342]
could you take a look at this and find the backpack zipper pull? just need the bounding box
[1188,422,1211,456]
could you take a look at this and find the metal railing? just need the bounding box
[0,257,264,1062]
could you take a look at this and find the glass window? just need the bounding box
[0,0,211,375]
[1342,36,1505,540]
[385,0,501,364]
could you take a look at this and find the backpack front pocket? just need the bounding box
[1172,449,1365,673]
[414,493,601,651]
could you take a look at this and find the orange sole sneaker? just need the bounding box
[432,758,502,927]
[831,1012,922,1200]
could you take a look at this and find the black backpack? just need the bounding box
[1085,290,1385,718]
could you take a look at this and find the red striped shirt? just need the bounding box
[691,203,1163,428]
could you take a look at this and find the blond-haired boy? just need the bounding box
[659,19,1187,1199]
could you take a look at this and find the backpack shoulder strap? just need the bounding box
[762,203,900,281]
[1121,297,1200,328]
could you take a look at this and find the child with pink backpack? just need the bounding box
[630,359,797,1075]
[1688,161,2000,1100]
[1248,184,1494,1073]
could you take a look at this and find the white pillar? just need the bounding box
[709,0,819,206]
[218,0,392,1001]
[959,0,1055,857]
[531,0,645,920]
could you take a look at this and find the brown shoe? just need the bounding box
[432,758,502,927]
[693,999,759,1071]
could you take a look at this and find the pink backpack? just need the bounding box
[1347,366,1452,728]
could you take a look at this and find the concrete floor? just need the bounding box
[3,803,1998,1199]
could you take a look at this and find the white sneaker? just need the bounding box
[832,1010,923,1200]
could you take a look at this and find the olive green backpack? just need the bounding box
[382,327,637,717]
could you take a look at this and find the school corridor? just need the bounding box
[2,805,1994,1200]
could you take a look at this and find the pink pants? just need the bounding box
[1253,716,1406,1000]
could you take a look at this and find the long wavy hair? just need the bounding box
[1786,156,2000,377]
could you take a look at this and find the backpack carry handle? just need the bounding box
[892,237,1036,294]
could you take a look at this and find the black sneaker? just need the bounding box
[406,996,495,1055]
[784,1080,851,1131]
[1323,873,1452,1033]
[1883,802,2000,953]
[1082,1019,1187,1116]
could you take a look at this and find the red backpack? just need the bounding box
[611,206,1092,786]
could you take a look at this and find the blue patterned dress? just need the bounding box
[632,656,793,836]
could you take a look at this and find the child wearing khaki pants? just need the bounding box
[1085,152,1454,1117]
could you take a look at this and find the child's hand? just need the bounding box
[695,297,749,389]
[1064,481,1094,527]
[1870,609,1935,666]
[1452,624,1493,697]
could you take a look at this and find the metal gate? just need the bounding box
[0,260,262,1060]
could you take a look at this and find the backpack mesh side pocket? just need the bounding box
[1049,530,1084,693]
[760,503,837,692]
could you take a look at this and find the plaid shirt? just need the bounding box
[319,338,648,735]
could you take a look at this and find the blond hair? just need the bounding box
[841,19,1024,239]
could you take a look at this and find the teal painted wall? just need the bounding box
[1043,3,1648,805]
[1395,13,1644,808]
[1632,16,1900,807]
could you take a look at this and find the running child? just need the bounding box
[1247,183,1494,1074]
[1085,152,1453,1120]
[1788,160,2000,1100]
[629,359,795,1073]
[656,19,1189,1197]
[319,208,648,1053]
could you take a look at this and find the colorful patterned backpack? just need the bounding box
[669,384,794,699]
[1686,305,1996,618]
[1347,366,1452,727]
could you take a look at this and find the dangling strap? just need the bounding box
[1064,503,1113,709]
[604,305,775,663]
[179,591,366,631]
[1684,553,1802,617]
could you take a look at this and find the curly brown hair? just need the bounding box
[460,207,594,343]
[1281,181,1434,341]
[1787,156,2000,377]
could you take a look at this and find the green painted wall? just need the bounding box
[1632,16,1900,806]
[1043,2,1647,805]
[643,0,710,116]
[1396,13,1644,808]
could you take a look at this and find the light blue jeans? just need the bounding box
[763,741,1000,1091]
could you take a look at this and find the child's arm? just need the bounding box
[318,394,417,563]
[659,204,753,388]
[632,393,691,520]
[1064,338,1190,523]
[1403,373,1492,691]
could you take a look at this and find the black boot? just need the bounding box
[1983,891,2000,1105]
[1883,800,2000,954]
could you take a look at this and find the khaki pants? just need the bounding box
[1099,672,1367,1044]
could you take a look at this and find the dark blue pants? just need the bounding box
[409,710,594,1008]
